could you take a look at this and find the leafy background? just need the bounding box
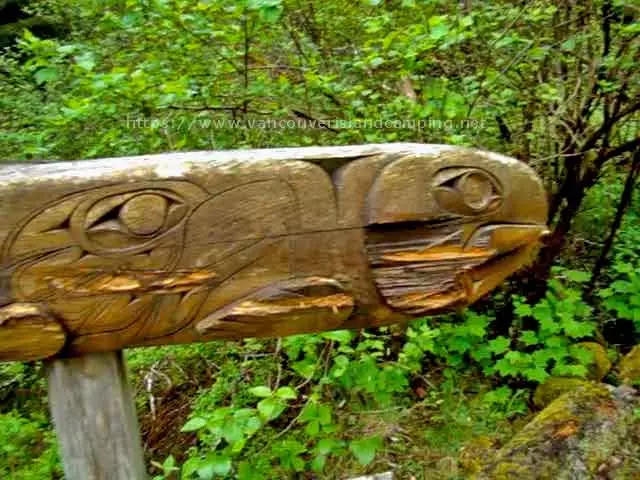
[0,0,639,478]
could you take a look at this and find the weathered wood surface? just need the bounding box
[0,144,548,361]
[46,351,146,480]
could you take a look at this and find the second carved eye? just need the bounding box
[432,168,502,216]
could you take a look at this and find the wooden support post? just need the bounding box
[46,351,147,480]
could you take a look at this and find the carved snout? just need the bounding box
[461,224,548,304]
[365,149,549,314]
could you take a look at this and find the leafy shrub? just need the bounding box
[400,268,597,385]
[0,411,61,479]
[600,263,640,332]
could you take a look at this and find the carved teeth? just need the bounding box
[368,223,547,313]
[378,247,494,263]
[223,294,354,317]
[0,303,49,324]
[46,270,217,295]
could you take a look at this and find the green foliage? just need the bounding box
[0,411,61,479]
[151,455,179,480]
[419,374,528,455]
[401,268,597,384]
[1,0,639,477]
[349,436,382,466]
[169,328,413,477]
[600,263,640,330]
[598,184,640,328]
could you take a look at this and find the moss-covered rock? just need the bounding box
[459,436,496,475]
[620,345,640,385]
[477,384,639,480]
[576,341,612,380]
[532,377,594,409]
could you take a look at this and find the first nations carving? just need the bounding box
[0,144,548,361]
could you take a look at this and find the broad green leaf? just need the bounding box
[305,420,320,436]
[163,455,176,471]
[519,331,539,346]
[34,68,58,85]
[538,315,561,334]
[430,24,449,40]
[181,417,207,432]
[275,386,297,400]
[488,336,511,354]
[494,358,519,377]
[514,302,533,317]
[349,437,382,466]
[57,44,77,54]
[482,386,512,404]
[315,438,343,455]
[257,397,286,421]
[75,52,96,71]
[321,330,353,343]
[248,386,272,398]
[523,367,550,383]
[318,404,332,425]
[300,402,318,422]
[197,455,231,478]
[428,16,450,40]
[564,270,591,283]
[311,453,327,472]
[221,419,243,444]
[465,313,490,337]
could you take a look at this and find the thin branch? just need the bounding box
[600,135,640,163]
[166,104,271,115]
[586,149,640,293]
[243,12,250,115]
[167,105,239,112]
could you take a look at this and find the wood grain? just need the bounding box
[0,144,549,361]
[46,351,146,480]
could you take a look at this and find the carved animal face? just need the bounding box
[0,145,548,361]
[363,150,548,314]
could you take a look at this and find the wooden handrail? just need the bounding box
[0,144,548,479]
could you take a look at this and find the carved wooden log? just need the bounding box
[0,144,548,362]
[0,143,548,479]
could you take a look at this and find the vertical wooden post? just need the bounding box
[46,351,147,480]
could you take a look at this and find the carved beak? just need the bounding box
[461,224,549,304]
[367,223,548,314]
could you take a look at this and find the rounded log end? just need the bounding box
[0,304,66,362]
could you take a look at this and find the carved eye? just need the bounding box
[72,190,189,254]
[119,194,169,235]
[433,168,502,216]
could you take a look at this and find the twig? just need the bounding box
[272,338,283,391]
